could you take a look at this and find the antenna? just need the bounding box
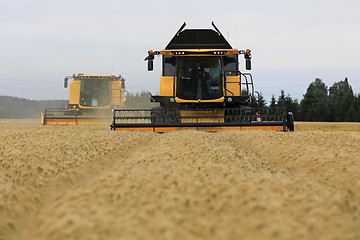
[211,21,222,36]
[176,22,186,36]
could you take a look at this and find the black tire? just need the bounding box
[287,112,294,132]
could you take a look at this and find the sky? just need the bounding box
[1,0,360,103]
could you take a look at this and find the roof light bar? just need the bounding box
[171,51,228,56]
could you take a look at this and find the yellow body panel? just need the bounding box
[111,81,123,106]
[69,80,81,105]
[41,112,45,125]
[44,119,111,125]
[175,97,224,103]
[43,116,112,125]
[241,126,284,131]
[114,127,155,131]
[78,105,111,110]
[160,76,175,96]
[225,75,241,97]
[77,75,115,79]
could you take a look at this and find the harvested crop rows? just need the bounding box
[1,121,360,239]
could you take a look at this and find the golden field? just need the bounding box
[1,120,360,240]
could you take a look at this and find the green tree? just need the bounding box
[276,90,300,119]
[124,91,159,109]
[277,90,286,108]
[270,95,276,112]
[250,91,266,108]
[328,78,354,121]
[300,78,329,121]
[257,92,267,108]
[351,94,360,121]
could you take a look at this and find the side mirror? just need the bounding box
[64,77,68,88]
[148,60,154,71]
[246,59,251,70]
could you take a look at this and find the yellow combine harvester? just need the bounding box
[42,74,125,125]
[110,22,294,132]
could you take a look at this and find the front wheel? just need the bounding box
[287,112,294,132]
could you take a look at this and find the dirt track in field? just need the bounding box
[1,120,360,239]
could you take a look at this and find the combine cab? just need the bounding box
[110,22,294,132]
[42,74,126,125]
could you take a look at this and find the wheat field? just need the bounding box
[1,120,359,239]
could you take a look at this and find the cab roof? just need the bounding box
[165,28,232,50]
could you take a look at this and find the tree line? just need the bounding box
[1,78,359,122]
[0,96,68,118]
[267,78,360,122]
[124,78,360,122]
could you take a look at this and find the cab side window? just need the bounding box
[223,54,238,76]
[163,56,176,76]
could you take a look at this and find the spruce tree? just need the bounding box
[300,78,329,121]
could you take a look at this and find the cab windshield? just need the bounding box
[176,57,222,100]
[80,79,110,107]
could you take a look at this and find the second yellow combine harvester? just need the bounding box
[110,22,294,132]
[42,74,125,125]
